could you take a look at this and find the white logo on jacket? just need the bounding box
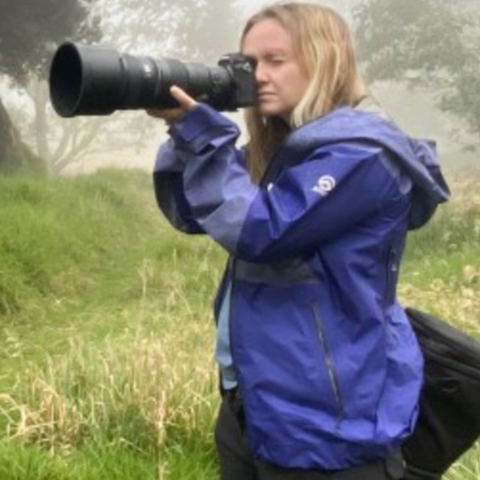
[312,175,336,196]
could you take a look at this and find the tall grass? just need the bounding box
[0,168,479,479]
[0,168,224,479]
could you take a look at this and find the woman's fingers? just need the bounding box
[169,86,198,109]
[146,86,198,124]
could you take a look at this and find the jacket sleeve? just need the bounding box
[170,104,406,262]
[153,138,205,234]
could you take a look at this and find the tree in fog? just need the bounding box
[34,0,238,175]
[1,0,245,175]
[0,0,99,173]
[354,0,480,150]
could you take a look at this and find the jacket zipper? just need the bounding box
[311,303,344,427]
[382,247,397,338]
[384,246,397,308]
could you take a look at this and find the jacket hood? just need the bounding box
[263,106,450,230]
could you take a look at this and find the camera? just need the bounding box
[49,41,258,117]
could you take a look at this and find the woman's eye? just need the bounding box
[268,57,285,65]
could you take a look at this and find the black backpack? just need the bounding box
[403,308,480,479]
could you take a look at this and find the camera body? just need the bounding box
[217,53,257,111]
[49,42,258,117]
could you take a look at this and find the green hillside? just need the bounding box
[0,168,478,479]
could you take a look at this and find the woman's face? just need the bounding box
[241,18,310,120]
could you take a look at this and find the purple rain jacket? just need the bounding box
[153,103,450,470]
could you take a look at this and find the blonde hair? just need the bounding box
[241,2,366,182]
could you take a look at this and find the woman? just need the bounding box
[149,3,450,479]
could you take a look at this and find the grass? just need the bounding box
[0,167,479,479]
[0,168,224,479]
[400,169,480,341]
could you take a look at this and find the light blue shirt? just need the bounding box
[215,282,238,389]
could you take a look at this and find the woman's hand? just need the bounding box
[146,85,198,125]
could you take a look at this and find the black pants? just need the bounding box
[214,396,405,480]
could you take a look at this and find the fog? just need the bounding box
[0,0,478,174]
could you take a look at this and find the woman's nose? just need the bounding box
[255,63,268,84]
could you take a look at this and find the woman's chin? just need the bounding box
[258,104,284,118]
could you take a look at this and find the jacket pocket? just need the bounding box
[310,303,345,426]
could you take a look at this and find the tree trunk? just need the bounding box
[0,97,45,175]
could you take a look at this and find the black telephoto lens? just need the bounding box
[49,41,256,117]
